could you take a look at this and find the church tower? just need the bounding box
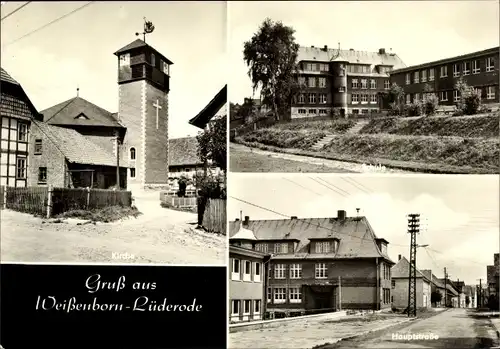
[114,38,173,192]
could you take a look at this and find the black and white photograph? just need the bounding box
[228,174,500,349]
[228,1,499,174]
[0,1,227,264]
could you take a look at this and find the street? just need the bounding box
[327,309,499,349]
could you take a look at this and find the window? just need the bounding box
[319,94,327,104]
[16,157,26,179]
[38,167,47,184]
[370,79,376,89]
[414,93,420,102]
[256,243,268,253]
[384,80,390,89]
[453,90,460,102]
[119,53,130,66]
[161,60,169,75]
[391,280,396,288]
[473,60,480,74]
[290,264,302,279]
[429,68,435,81]
[231,300,240,316]
[267,288,272,303]
[361,94,368,103]
[414,71,419,83]
[297,94,305,104]
[405,73,410,85]
[308,77,316,88]
[440,66,448,78]
[339,86,345,92]
[315,263,327,279]
[319,109,328,115]
[151,53,156,67]
[440,91,448,101]
[254,300,261,315]
[18,123,27,142]
[289,287,302,303]
[352,109,359,115]
[243,300,251,315]
[130,168,136,178]
[274,288,286,304]
[453,64,460,77]
[274,264,286,279]
[315,241,331,253]
[298,77,306,85]
[308,94,316,104]
[487,86,495,100]
[352,94,359,103]
[254,262,261,282]
[319,77,326,88]
[130,147,136,160]
[306,63,317,71]
[361,79,368,89]
[274,243,289,254]
[421,70,427,82]
[370,94,377,104]
[406,94,411,104]
[352,79,359,89]
[319,63,329,71]
[486,57,495,72]
[362,109,369,114]
[298,109,306,114]
[308,109,317,115]
[34,139,42,154]
[463,61,470,75]
[475,87,482,97]
[243,260,251,281]
[231,259,240,280]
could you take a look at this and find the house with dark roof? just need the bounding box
[487,253,499,297]
[291,45,406,119]
[1,68,43,188]
[189,85,227,130]
[391,255,432,310]
[228,210,395,316]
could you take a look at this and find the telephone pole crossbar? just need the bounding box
[407,213,420,317]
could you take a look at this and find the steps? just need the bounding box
[311,134,336,150]
[346,120,369,134]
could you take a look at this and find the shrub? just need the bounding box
[422,93,439,116]
[455,77,482,115]
[405,99,423,117]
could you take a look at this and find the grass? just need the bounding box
[359,113,499,138]
[56,205,142,223]
[273,118,357,133]
[241,128,326,149]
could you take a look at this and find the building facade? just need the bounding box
[391,256,431,310]
[487,253,499,297]
[390,47,499,107]
[115,39,173,192]
[228,210,395,317]
[0,68,43,187]
[291,46,406,119]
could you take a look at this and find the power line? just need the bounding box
[316,177,351,196]
[340,177,371,195]
[3,2,95,47]
[282,178,323,196]
[309,177,348,198]
[1,1,31,21]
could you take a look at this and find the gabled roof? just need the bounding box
[114,38,174,65]
[1,68,19,85]
[189,85,227,129]
[41,97,123,128]
[228,216,393,262]
[297,46,406,70]
[168,137,202,167]
[1,67,42,121]
[33,120,122,167]
[392,256,429,281]
[231,222,258,241]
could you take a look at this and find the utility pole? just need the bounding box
[338,276,342,311]
[444,268,448,307]
[115,134,120,189]
[478,279,483,308]
[407,213,420,317]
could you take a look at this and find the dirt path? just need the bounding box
[0,195,226,264]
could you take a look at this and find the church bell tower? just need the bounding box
[114,36,173,192]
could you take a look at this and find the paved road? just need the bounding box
[331,309,499,349]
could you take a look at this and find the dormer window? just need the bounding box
[161,60,170,75]
[151,53,156,67]
[315,241,331,253]
[75,113,88,120]
[274,243,288,254]
[119,53,130,67]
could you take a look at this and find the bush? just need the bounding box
[405,100,423,117]
[455,77,482,115]
[422,93,439,116]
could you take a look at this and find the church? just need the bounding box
[28,38,173,193]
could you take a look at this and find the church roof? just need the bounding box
[114,38,173,65]
[41,97,123,128]
[33,120,121,167]
[169,137,203,167]
[189,85,227,129]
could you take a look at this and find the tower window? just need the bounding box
[119,53,130,67]
[151,53,156,67]
[130,147,136,160]
[130,168,136,178]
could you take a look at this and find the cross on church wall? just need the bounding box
[153,99,162,129]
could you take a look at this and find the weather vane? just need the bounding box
[135,17,155,43]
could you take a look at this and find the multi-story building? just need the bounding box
[487,253,499,297]
[229,220,270,323]
[291,45,406,119]
[1,68,43,187]
[391,255,431,310]
[390,47,499,107]
[228,210,395,317]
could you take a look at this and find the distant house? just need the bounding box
[487,253,499,297]
[0,68,43,187]
[229,222,270,323]
[420,269,447,307]
[168,137,204,178]
[437,278,460,307]
[228,210,395,317]
[391,255,432,310]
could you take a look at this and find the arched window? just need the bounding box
[130,147,136,160]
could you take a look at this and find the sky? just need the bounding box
[229,174,500,286]
[0,1,227,138]
[228,0,500,104]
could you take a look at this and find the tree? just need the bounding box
[422,84,439,116]
[455,77,482,115]
[196,114,227,172]
[385,83,405,116]
[243,18,300,120]
[465,295,470,307]
[431,291,442,305]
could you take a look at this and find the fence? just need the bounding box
[201,198,226,235]
[0,185,4,209]
[160,195,197,208]
[2,186,131,217]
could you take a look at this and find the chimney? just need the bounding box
[337,210,346,220]
[323,45,328,51]
[235,218,240,222]
[379,48,386,54]
[244,216,249,225]
[349,48,354,51]
[311,45,315,48]
[398,254,401,261]
[291,216,297,220]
